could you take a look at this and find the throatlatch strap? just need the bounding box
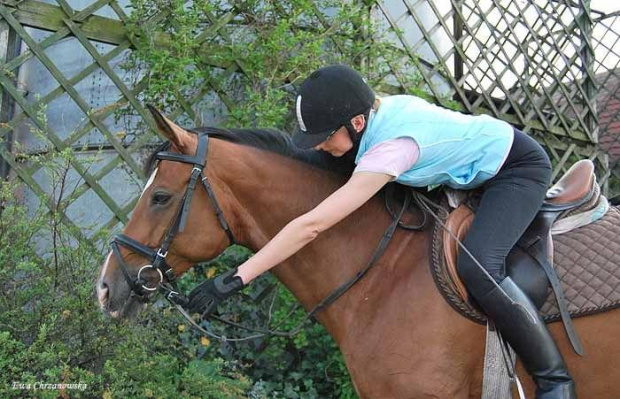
[201,174,236,245]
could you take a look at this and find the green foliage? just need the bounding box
[102,333,250,398]
[0,160,251,398]
[121,0,428,129]
[182,259,357,398]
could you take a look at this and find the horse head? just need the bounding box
[96,107,236,318]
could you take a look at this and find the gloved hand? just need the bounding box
[186,267,244,318]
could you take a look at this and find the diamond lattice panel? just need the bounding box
[1,0,619,247]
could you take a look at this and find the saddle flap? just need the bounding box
[441,202,554,309]
[442,204,473,301]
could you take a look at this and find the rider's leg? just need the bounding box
[457,129,576,399]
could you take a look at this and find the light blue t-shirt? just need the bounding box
[355,95,514,190]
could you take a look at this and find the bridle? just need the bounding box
[108,132,422,342]
[110,134,235,305]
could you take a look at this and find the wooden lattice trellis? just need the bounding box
[592,8,620,199]
[373,0,608,181]
[0,0,252,244]
[0,0,618,244]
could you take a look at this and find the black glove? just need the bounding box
[186,268,244,318]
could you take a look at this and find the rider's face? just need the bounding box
[313,114,366,157]
[313,126,353,157]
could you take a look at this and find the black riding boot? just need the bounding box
[478,277,576,399]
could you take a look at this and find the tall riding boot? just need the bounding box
[477,277,576,399]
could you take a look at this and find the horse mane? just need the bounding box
[144,127,357,177]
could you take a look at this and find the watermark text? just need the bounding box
[11,381,88,391]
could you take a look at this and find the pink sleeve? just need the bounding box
[354,137,419,178]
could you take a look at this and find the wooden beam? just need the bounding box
[0,19,20,179]
[7,0,127,45]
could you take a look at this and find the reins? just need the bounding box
[167,188,413,342]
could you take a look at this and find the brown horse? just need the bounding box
[96,113,620,398]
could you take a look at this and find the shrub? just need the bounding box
[0,164,251,398]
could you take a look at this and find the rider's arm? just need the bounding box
[235,171,393,284]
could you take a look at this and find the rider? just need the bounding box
[188,65,576,399]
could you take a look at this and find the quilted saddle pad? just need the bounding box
[540,205,620,321]
[430,204,620,324]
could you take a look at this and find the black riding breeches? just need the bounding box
[456,128,552,301]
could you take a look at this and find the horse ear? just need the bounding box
[146,104,194,153]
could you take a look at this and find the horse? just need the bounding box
[96,110,620,398]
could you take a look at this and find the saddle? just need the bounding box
[434,160,618,355]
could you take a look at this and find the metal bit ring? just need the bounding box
[137,265,164,291]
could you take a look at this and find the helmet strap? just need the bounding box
[344,121,358,142]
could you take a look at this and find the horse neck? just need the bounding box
[211,140,401,339]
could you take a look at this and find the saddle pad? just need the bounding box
[430,204,620,324]
[540,205,620,321]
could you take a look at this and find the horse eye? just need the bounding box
[151,191,171,206]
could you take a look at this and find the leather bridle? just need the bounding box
[108,133,418,342]
[110,134,235,305]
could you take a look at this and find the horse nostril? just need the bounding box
[98,280,109,305]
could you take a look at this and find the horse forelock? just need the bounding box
[143,127,357,177]
[144,141,171,177]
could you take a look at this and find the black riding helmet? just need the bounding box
[293,65,375,149]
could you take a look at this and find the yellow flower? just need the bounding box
[62,310,71,318]
[206,267,217,279]
[178,324,185,332]
[201,336,210,347]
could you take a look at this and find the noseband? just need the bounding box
[110,134,235,304]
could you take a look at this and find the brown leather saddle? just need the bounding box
[440,160,598,355]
